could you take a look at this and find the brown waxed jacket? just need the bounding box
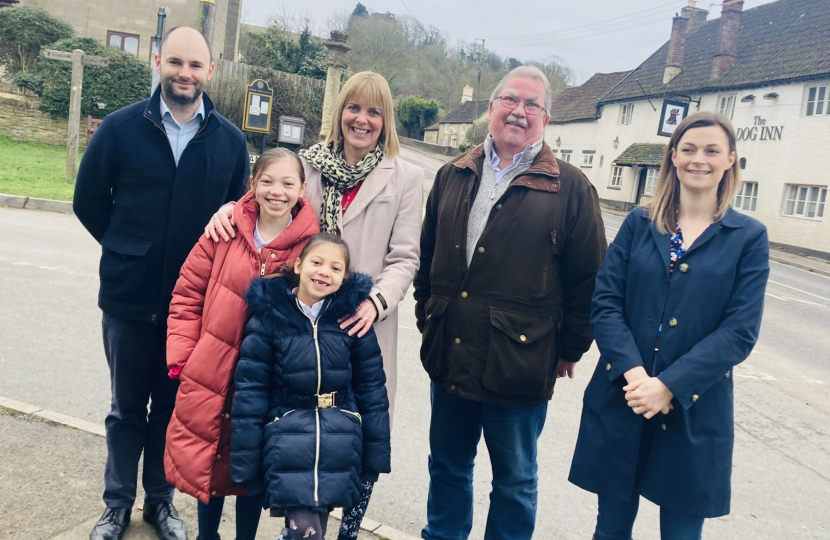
[414,142,607,405]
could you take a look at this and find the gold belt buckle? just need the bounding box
[317,392,336,408]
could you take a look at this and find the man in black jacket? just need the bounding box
[415,66,606,540]
[74,26,249,540]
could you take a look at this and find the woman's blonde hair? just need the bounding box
[324,71,400,158]
[648,111,740,234]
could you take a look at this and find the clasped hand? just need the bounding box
[623,366,674,419]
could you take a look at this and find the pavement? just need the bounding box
[0,397,409,540]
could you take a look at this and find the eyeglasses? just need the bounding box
[495,95,546,116]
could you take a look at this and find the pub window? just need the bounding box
[734,182,758,212]
[610,166,624,188]
[783,184,826,219]
[582,153,594,167]
[619,103,633,125]
[805,85,830,116]
[107,31,139,57]
[644,168,659,196]
[560,151,572,163]
[717,94,736,119]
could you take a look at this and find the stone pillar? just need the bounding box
[320,30,351,138]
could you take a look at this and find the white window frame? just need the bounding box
[734,182,758,212]
[619,103,633,125]
[560,151,572,163]
[450,134,457,147]
[610,166,624,188]
[717,94,736,119]
[644,168,659,196]
[783,184,826,219]
[582,153,594,167]
[444,124,449,133]
[443,136,448,146]
[461,124,467,134]
[805,85,830,116]
[107,30,140,57]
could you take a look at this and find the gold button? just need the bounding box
[668,317,678,327]
[679,263,689,272]
[427,314,432,320]
[692,394,699,403]
[519,335,527,342]
[661,423,667,431]
[216,454,221,460]
[450,384,457,390]
[223,413,230,419]
[605,363,611,372]
[725,370,731,378]
[461,291,468,298]
[477,246,485,253]
[270,253,276,259]
[454,338,461,344]
[211,490,217,496]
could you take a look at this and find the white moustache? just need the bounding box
[506,114,528,128]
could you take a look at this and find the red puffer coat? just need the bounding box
[164,191,319,504]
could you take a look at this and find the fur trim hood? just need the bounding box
[246,271,374,325]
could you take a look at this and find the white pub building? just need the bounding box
[546,0,830,256]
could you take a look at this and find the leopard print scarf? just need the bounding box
[299,142,384,235]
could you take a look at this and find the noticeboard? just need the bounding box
[242,79,273,133]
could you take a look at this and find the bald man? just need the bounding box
[74,26,249,540]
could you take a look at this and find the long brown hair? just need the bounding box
[648,111,740,234]
[250,148,305,192]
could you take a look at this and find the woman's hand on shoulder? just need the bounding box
[624,376,674,419]
[204,203,237,242]
[339,299,379,338]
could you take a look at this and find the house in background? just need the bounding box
[426,85,489,148]
[545,0,830,256]
[18,0,243,63]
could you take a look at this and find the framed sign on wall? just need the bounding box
[657,99,689,137]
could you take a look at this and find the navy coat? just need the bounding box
[569,206,769,518]
[74,88,249,324]
[230,273,391,513]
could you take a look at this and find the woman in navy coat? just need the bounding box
[569,112,770,539]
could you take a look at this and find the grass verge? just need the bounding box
[0,137,77,201]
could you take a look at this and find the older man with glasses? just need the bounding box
[414,65,606,540]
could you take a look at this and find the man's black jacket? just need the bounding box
[74,88,249,324]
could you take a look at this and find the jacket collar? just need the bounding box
[454,140,561,192]
[234,192,320,253]
[143,86,216,130]
[341,156,395,227]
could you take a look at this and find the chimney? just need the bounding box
[681,0,709,33]
[664,14,689,84]
[461,85,474,103]
[712,0,744,79]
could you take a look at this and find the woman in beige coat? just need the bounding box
[206,72,423,540]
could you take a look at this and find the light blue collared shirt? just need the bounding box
[488,145,525,184]
[293,288,325,320]
[160,97,205,166]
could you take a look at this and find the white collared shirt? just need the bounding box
[293,288,324,320]
[159,97,205,166]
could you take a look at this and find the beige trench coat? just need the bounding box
[303,156,424,421]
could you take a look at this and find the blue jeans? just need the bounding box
[197,495,262,540]
[101,313,178,508]
[421,383,547,540]
[594,496,704,540]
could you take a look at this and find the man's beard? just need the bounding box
[160,75,204,107]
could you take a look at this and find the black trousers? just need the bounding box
[101,313,178,508]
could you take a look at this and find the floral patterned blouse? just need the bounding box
[669,225,687,276]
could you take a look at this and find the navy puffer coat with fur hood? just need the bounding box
[230,272,391,513]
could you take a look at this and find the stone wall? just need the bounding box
[399,136,462,157]
[0,92,89,147]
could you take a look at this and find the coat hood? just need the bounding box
[246,271,374,325]
[232,192,319,256]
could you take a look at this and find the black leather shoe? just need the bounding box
[89,507,131,540]
[143,501,187,540]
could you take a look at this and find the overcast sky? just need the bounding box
[243,0,779,84]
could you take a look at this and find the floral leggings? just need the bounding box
[337,481,375,540]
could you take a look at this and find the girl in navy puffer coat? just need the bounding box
[230,233,391,540]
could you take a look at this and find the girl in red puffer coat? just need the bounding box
[164,148,319,540]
